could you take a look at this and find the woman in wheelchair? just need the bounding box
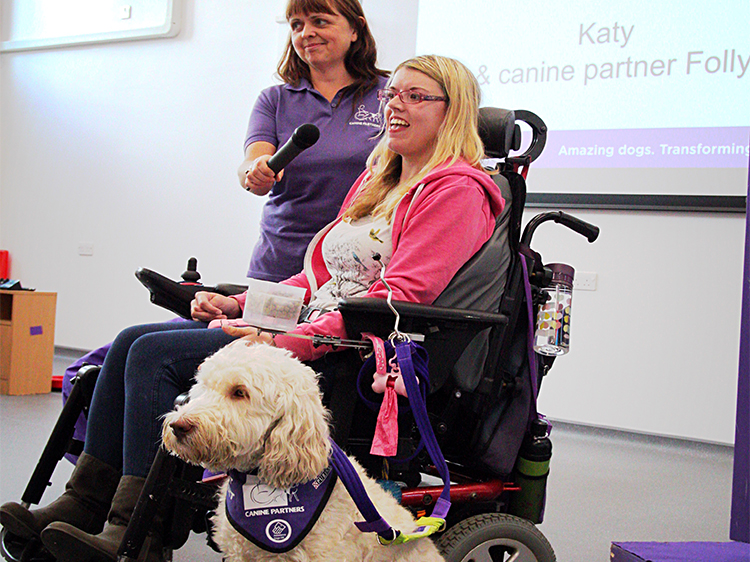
[0,55,505,562]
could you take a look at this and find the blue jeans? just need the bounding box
[83,321,235,477]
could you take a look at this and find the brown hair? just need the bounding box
[277,0,388,100]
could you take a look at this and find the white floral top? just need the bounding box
[309,215,393,310]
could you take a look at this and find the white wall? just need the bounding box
[0,0,745,444]
[1,0,279,347]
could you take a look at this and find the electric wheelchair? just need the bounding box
[1,107,599,562]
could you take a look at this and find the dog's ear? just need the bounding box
[258,376,331,489]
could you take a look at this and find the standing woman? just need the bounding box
[55,0,387,458]
[239,0,389,282]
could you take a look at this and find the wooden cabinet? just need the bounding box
[0,290,57,395]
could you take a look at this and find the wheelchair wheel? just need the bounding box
[0,528,55,562]
[436,513,555,562]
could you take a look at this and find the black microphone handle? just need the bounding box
[266,139,305,174]
[266,123,320,175]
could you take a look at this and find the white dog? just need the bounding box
[162,342,445,562]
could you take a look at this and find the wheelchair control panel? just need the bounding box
[135,260,247,320]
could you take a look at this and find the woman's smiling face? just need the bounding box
[384,67,448,172]
[289,9,358,72]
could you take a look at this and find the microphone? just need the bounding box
[266,123,320,174]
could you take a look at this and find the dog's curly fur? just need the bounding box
[162,342,444,562]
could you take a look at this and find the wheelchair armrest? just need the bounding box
[339,298,508,391]
[215,283,248,295]
[338,297,507,337]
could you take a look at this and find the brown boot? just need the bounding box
[41,475,165,562]
[0,453,121,540]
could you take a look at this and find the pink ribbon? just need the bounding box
[370,376,399,457]
[360,333,418,457]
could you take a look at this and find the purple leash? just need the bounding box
[329,338,450,545]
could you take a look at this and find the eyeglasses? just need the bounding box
[377,89,448,104]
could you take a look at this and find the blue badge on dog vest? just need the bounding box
[225,467,337,553]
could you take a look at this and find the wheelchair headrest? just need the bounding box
[478,107,518,159]
[479,107,548,164]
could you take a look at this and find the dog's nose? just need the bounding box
[169,419,195,439]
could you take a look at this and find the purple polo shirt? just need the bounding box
[245,76,387,282]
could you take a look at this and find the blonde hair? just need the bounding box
[343,55,486,222]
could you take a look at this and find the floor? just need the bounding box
[0,349,736,562]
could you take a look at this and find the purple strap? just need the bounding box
[329,441,398,542]
[353,518,392,534]
[520,255,540,423]
[394,341,451,519]
[330,338,451,538]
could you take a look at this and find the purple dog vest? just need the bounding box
[225,467,337,553]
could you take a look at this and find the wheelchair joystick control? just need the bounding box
[181,257,201,284]
[533,263,574,356]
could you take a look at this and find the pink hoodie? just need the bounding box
[232,159,505,361]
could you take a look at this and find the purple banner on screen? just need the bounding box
[535,126,750,168]
[30,326,43,336]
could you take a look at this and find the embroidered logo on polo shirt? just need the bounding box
[351,105,382,128]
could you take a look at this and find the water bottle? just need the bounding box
[508,419,552,524]
[533,263,574,356]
